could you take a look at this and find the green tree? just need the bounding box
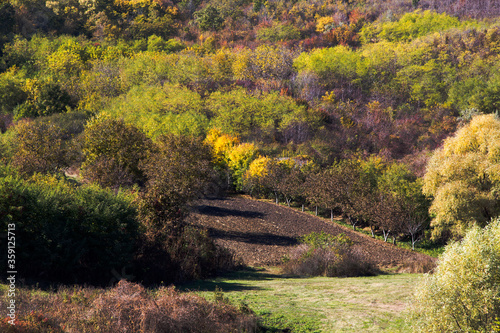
[423,114,500,240]
[194,5,224,32]
[410,218,500,332]
[14,80,74,120]
[0,67,27,114]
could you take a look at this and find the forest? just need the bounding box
[1,0,500,331]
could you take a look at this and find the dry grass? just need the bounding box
[281,244,380,278]
[396,256,437,274]
[0,281,258,333]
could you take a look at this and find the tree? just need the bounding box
[423,114,500,240]
[227,142,258,191]
[14,81,74,120]
[81,116,152,188]
[11,120,68,175]
[242,156,270,197]
[279,164,307,209]
[410,218,500,332]
[194,5,224,32]
[138,134,216,231]
[378,163,430,248]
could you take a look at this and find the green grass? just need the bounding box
[180,268,422,332]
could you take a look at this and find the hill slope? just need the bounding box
[188,196,433,268]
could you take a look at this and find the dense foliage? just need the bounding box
[1,0,500,293]
[0,168,139,284]
[410,219,500,332]
[423,114,500,240]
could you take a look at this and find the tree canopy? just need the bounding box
[423,114,500,240]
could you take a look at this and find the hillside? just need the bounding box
[188,196,433,268]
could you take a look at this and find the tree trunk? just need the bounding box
[331,209,333,222]
[382,228,390,242]
[370,225,375,238]
[392,236,397,245]
[302,204,304,212]
[348,216,356,230]
[315,206,318,216]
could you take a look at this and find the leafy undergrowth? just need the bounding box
[0,280,258,333]
[181,268,422,332]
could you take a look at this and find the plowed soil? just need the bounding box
[187,196,434,268]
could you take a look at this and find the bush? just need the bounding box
[409,219,500,332]
[0,281,258,332]
[282,232,378,277]
[81,116,152,188]
[135,225,237,285]
[257,23,301,42]
[0,170,139,285]
[13,82,74,120]
[10,120,69,175]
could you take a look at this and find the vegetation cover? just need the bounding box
[410,219,500,332]
[1,0,500,330]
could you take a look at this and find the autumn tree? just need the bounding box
[242,156,270,197]
[379,163,430,248]
[410,219,500,332]
[136,134,231,284]
[423,114,500,240]
[227,142,258,191]
[204,128,240,188]
[11,120,68,175]
[81,116,152,188]
[278,162,308,209]
[138,134,216,231]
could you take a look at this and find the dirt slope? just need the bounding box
[187,196,433,268]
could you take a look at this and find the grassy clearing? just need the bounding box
[181,267,422,332]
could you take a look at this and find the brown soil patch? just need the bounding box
[187,196,434,268]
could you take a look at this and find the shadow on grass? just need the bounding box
[178,267,294,292]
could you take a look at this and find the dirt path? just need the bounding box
[187,196,433,268]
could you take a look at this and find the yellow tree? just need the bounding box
[227,142,258,191]
[242,156,270,197]
[204,128,240,167]
[423,114,500,240]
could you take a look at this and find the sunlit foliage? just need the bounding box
[423,114,500,240]
[410,219,500,332]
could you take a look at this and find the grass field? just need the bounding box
[181,268,422,333]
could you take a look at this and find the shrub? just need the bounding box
[0,170,139,285]
[256,23,301,42]
[81,116,152,188]
[0,67,27,115]
[135,225,237,284]
[10,120,69,175]
[282,232,378,277]
[0,281,258,332]
[409,219,500,332]
[13,82,74,120]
